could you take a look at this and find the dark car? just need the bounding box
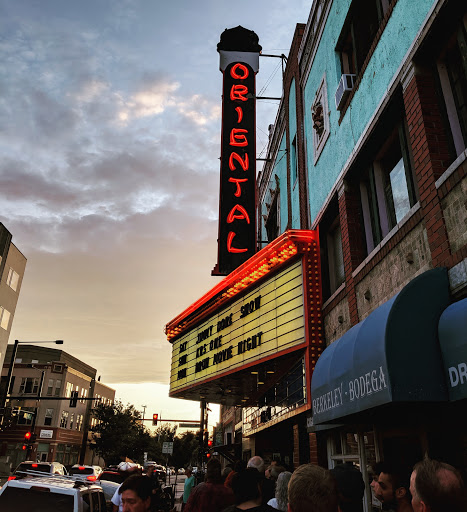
[98,469,125,484]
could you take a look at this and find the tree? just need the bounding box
[172,431,200,469]
[91,400,151,465]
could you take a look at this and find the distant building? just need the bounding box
[0,223,27,370]
[0,344,115,469]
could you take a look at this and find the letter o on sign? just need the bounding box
[230,63,249,80]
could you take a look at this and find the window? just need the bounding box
[69,413,74,429]
[312,75,330,162]
[65,382,73,398]
[60,411,69,428]
[19,377,40,395]
[360,122,416,253]
[0,306,11,330]
[319,198,346,301]
[265,193,280,242]
[436,21,467,158]
[47,379,54,396]
[337,0,388,76]
[327,220,345,292]
[80,388,88,404]
[6,267,19,291]
[54,379,62,396]
[76,414,83,431]
[291,136,298,186]
[44,408,54,426]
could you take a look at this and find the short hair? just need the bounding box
[247,456,265,473]
[413,458,466,512]
[119,474,153,501]
[206,458,222,484]
[288,464,339,512]
[330,463,364,512]
[231,468,262,504]
[379,461,411,497]
[270,465,286,481]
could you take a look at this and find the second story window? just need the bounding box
[0,306,10,331]
[60,410,69,428]
[19,377,39,395]
[337,0,388,77]
[44,408,54,426]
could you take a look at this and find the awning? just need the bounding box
[311,269,450,425]
[439,297,467,401]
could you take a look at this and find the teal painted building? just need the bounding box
[257,0,467,504]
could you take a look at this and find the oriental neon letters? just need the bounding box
[215,60,256,275]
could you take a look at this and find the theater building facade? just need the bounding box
[168,0,467,510]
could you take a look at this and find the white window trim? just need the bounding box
[313,73,331,164]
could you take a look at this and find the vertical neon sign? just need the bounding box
[213,27,261,276]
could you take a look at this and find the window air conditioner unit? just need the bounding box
[335,74,356,110]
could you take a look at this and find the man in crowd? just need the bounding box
[182,467,196,510]
[184,458,234,512]
[118,475,153,512]
[247,455,275,504]
[373,463,413,512]
[410,458,466,512]
[287,463,338,512]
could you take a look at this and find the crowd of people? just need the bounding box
[105,455,466,512]
[179,455,466,512]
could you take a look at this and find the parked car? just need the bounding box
[0,475,107,511]
[11,461,67,479]
[98,468,125,484]
[96,479,120,508]
[154,464,166,483]
[69,464,103,482]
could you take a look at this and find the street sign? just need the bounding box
[162,442,173,454]
[182,423,200,428]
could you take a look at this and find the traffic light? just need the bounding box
[207,439,213,449]
[23,431,32,451]
[152,413,158,426]
[69,390,79,408]
[203,430,209,449]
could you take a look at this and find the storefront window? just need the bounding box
[328,429,379,512]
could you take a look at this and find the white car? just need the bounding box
[0,475,107,511]
[12,460,67,478]
[69,464,103,482]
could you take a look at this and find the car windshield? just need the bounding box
[70,467,94,475]
[16,463,51,474]
[0,486,74,511]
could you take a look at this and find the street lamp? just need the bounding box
[1,339,64,413]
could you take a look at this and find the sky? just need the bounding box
[1,0,312,430]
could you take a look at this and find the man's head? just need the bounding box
[288,463,338,512]
[119,475,153,512]
[185,467,192,477]
[410,458,466,512]
[231,468,263,505]
[247,455,265,473]
[205,458,222,484]
[373,463,411,509]
[145,465,154,476]
[330,463,365,512]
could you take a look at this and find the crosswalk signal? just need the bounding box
[152,413,158,426]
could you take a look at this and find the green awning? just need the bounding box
[439,297,467,401]
[311,269,450,425]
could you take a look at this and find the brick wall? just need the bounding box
[355,223,432,319]
[323,296,350,345]
[441,175,467,254]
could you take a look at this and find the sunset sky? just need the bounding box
[1,0,311,428]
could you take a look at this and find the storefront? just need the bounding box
[309,268,467,510]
